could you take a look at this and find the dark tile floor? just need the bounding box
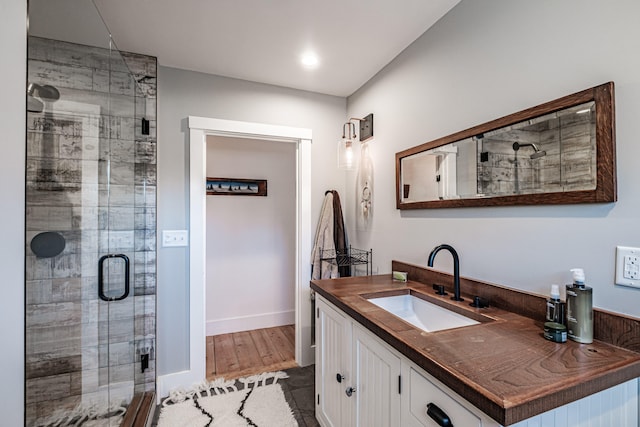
[281,365,320,427]
[152,365,319,426]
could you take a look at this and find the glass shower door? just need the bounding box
[25,1,156,425]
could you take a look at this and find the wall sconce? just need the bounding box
[338,113,373,170]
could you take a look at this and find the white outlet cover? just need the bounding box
[615,246,640,288]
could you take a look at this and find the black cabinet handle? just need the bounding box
[427,403,453,427]
[98,254,130,302]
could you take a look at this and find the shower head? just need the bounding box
[27,95,44,113]
[512,142,546,159]
[530,150,547,159]
[27,83,60,112]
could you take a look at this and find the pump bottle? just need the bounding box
[546,284,565,325]
[565,268,593,344]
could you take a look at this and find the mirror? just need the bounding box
[396,82,616,209]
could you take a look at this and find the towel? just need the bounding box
[311,192,338,279]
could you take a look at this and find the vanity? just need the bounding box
[311,263,640,427]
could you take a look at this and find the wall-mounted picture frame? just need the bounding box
[206,177,268,196]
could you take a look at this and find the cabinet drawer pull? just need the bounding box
[427,403,453,427]
[336,373,344,383]
[345,386,356,397]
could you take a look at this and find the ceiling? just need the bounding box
[30,0,460,97]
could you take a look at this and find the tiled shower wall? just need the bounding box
[25,36,156,424]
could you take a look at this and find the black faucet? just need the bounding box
[427,244,463,302]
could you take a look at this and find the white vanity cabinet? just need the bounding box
[315,294,639,427]
[315,296,352,427]
[316,296,401,427]
[351,323,402,426]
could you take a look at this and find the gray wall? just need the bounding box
[157,66,346,374]
[346,0,640,317]
[1,0,25,425]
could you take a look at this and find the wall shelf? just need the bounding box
[321,246,372,276]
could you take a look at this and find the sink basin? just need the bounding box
[368,294,480,332]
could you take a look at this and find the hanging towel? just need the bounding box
[311,192,338,279]
[330,190,350,277]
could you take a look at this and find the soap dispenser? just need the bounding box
[565,268,593,344]
[546,284,565,325]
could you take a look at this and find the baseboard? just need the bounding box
[206,309,295,336]
[157,369,201,401]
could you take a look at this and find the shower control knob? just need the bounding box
[336,373,344,383]
[345,386,356,397]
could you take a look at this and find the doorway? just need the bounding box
[205,135,297,379]
[160,116,312,397]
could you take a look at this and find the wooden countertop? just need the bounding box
[311,274,640,425]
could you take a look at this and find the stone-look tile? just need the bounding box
[135,163,157,186]
[26,373,74,404]
[135,139,157,163]
[121,51,157,79]
[134,295,156,317]
[27,395,82,425]
[26,301,81,328]
[135,185,156,208]
[28,36,130,73]
[26,206,74,231]
[93,68,136,96]
[26,280,53,304]
[28,59,94,91]
[26,355,82,380]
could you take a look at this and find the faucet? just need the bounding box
[427,244,463,301]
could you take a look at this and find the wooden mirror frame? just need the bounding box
[396,82,616,209]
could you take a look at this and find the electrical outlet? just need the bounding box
[615,246,640,288]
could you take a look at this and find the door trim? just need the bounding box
[158,116,312,398]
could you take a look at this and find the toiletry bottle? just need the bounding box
[546,284,565,325]
[565,268,593,344]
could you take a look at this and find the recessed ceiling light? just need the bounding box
[300,52,319,69]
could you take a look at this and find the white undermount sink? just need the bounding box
[368,294,480,332]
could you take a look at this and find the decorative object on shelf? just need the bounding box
[338,113,374,170]
[396,82,616,209]
[206,177,267,196]
[356,141,374,231]
[320,245,372,276]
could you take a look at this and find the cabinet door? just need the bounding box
[352,325,402,427]
[316,298,352,427]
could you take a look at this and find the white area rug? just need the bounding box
[158,371,298,427]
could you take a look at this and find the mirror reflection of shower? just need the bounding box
[512,142,546,159]
[511,142,546,194]
[26,82,60,112]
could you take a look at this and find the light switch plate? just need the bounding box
[615,246,640,288]
[162,230,188,247]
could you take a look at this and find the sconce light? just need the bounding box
[338,113,373,170]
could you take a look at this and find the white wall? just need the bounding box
[158,66,346,374]
[206,136,296,335]
[0,0,25,424]
[346,0,640,317]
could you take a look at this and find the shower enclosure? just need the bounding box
[25,1,157,425]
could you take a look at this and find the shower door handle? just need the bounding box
[98,254,130,302]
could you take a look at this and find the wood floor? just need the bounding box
[206,324,298,381]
